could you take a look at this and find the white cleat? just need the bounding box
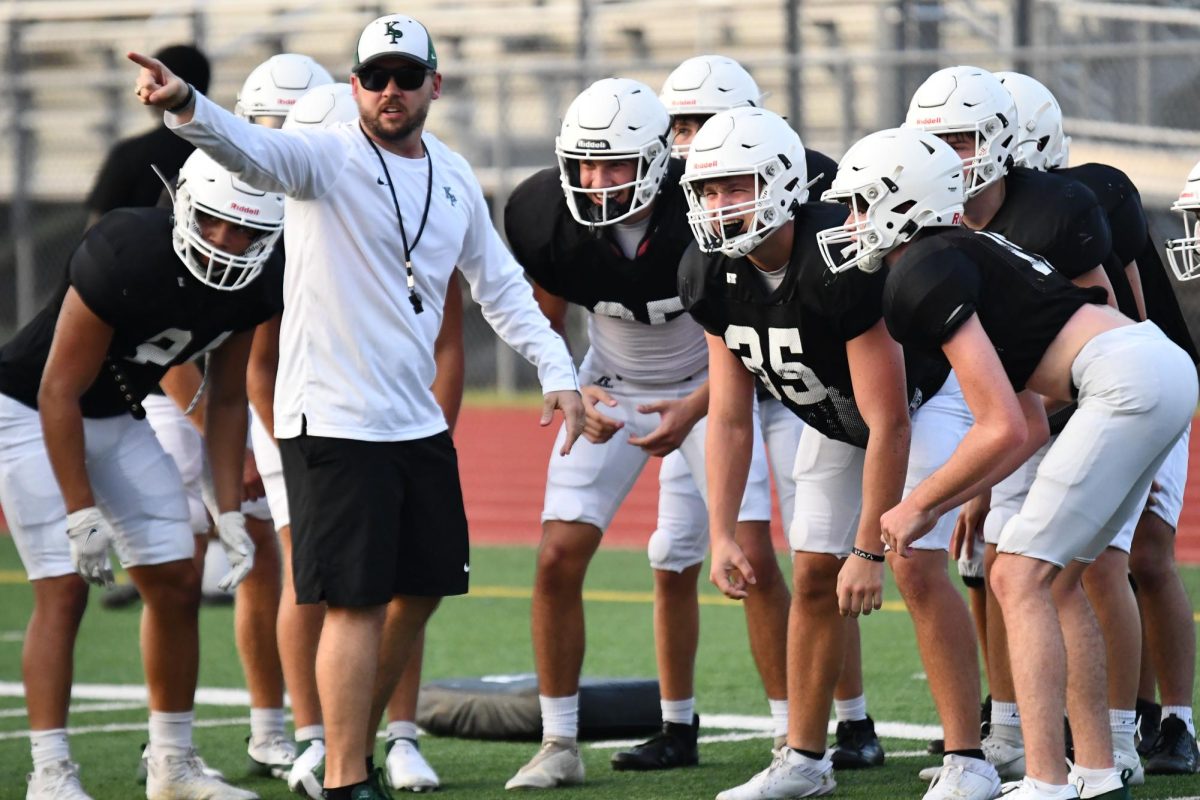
[146,749,259,800]
[715,748,836,800]
[286,739,325,800]
[247,733,295,780]
[983,736,1027,781]
[386,737,440,792]
[1111,749,1144,786]
[505,738,584,790]
[998,778,1079,799]
[27,759,94,800]
[922,754,1001,800]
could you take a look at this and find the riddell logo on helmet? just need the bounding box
[951,212,963,225]
[230,203,260,215]
[575,139,611,150]
[692,161,718,169]
[672,99,697,106]
[914,117,943,125]
[277,98,297,105]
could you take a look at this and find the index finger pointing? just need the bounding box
[127,51,158,70]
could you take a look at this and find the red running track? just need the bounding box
[456,407,1200,562]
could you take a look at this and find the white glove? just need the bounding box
[66,507,115,588]
[216,511,255,591]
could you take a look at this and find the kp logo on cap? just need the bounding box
[385,21,404,43]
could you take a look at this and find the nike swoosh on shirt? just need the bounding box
[945,304,965,325]
[377,177,387,186]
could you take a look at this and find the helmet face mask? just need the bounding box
[660,55,764,159]
[680,107,807,258]
[1167,161,1200,281]
[817,128,965,274]
[995,71,1070,171]
[235,54,334,121]
[172,151,285,291]
[555,78,671,229]
[905,66,1018,199]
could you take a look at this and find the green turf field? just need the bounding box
[1,538,1198,799]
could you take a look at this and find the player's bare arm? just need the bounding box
[204,330,255,515]
[432,275,466,434]
[1071,263,1118,309]
[38,288,114,513]
[246,314,280,441]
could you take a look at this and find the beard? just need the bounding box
[361,94,431,143]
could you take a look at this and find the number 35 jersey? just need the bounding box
[0,207,283,418]
[679,202,949,448]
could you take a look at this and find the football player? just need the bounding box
[503,78,787,790]
[821,125,1194,800]
[661,56,882,765]
[904,65,1122,784]
[0,150,284,800]
[684,107,995,800]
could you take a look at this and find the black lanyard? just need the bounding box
[361,125,434,314]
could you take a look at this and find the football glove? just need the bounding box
[216,511,255,591]
[66,506,116,588]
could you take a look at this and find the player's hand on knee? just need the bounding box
[127,51,189,110]
[542,390,586,455]
[66,507,116,588]
[837,553,884,617]
[577,385,623,444]
[880,500,936,557]
[629,397,697,457]
[709,539,756,600]
[215,511,255,591]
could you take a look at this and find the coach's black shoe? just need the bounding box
[1135,698,1162,758]
[610,714,699,771]
[830,716,885,769]
[1146,715,1200,774]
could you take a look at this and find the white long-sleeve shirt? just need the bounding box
[168,94,577,442]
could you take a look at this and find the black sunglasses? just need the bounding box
[355,65,431,92]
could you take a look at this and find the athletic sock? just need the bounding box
[1109,708,1138,756]
[661,697,695,726]
[30,728,70,771]
[148,710,194,759]
[946,748,985,761]
[834,694,867,723]
[1024,776,1079,799]
[768,698,789,739]
[991,701,1023,743]
[539,694,579,740]
[295,724,325,743]
[250,707,286,742]
[1163,705,1196,736]
[387,720,419,742]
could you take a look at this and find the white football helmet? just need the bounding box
[172,150,285,290]
[660,55,764,158]
[283,83,357,130]
[817,127,964,274]
[904,66,1018,198]
[680,107,808,258]
[995,71,1070,171]
[1166,159,1200,281]
[235,54,334,121]
[554,78,671,228]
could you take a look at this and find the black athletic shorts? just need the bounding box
[279,431,470,607]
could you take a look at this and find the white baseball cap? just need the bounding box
[354,14,437,72]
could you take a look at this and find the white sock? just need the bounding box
[1163,705,1196,736]
[833,695,867,723]
[991,700,1022,742]
[1024,776,1080,799]
[295,724,324,743]
[1072,765,1123,798]
[30,729,69,771]
[148,710,194,758]
[249,707,285,741]
[387,720,419,742]
[783,747,826,768]
[768,698,789,738]
[539,694,579,741]
[1109,708,1137,755]
[661,697,695,726]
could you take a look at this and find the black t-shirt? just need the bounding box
[985,167,1113,282]
[0,207,284,418]
[680,201,949,447]
[86,126,196,214]
[884,228,1109,391]
[505,161,694,325]
[803,148,839,203]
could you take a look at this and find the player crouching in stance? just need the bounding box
[681,108,994,800]
[0,150,284,800]
[820,127,1195,799]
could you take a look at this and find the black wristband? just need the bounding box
[166,83,195,114]
[851,547,885,563]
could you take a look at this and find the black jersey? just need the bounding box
[804,148,839,202]
[680,202,949,447]
[0,207,283,418]
[985,167,1112,282]
[1138,238,1200,363]
[884,228,1108,391]
[505,160,693,325]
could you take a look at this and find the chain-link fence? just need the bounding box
[3,0,1200,390]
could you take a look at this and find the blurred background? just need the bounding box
[1,0,1198,391]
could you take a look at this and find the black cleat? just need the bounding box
[927,739,945,755]
[830,716,885,769]
[1145,715,1200,774]
[610,714,699,771]
[1135,699,1162,758]
[101,583,141,609]
[979,695,992,741]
